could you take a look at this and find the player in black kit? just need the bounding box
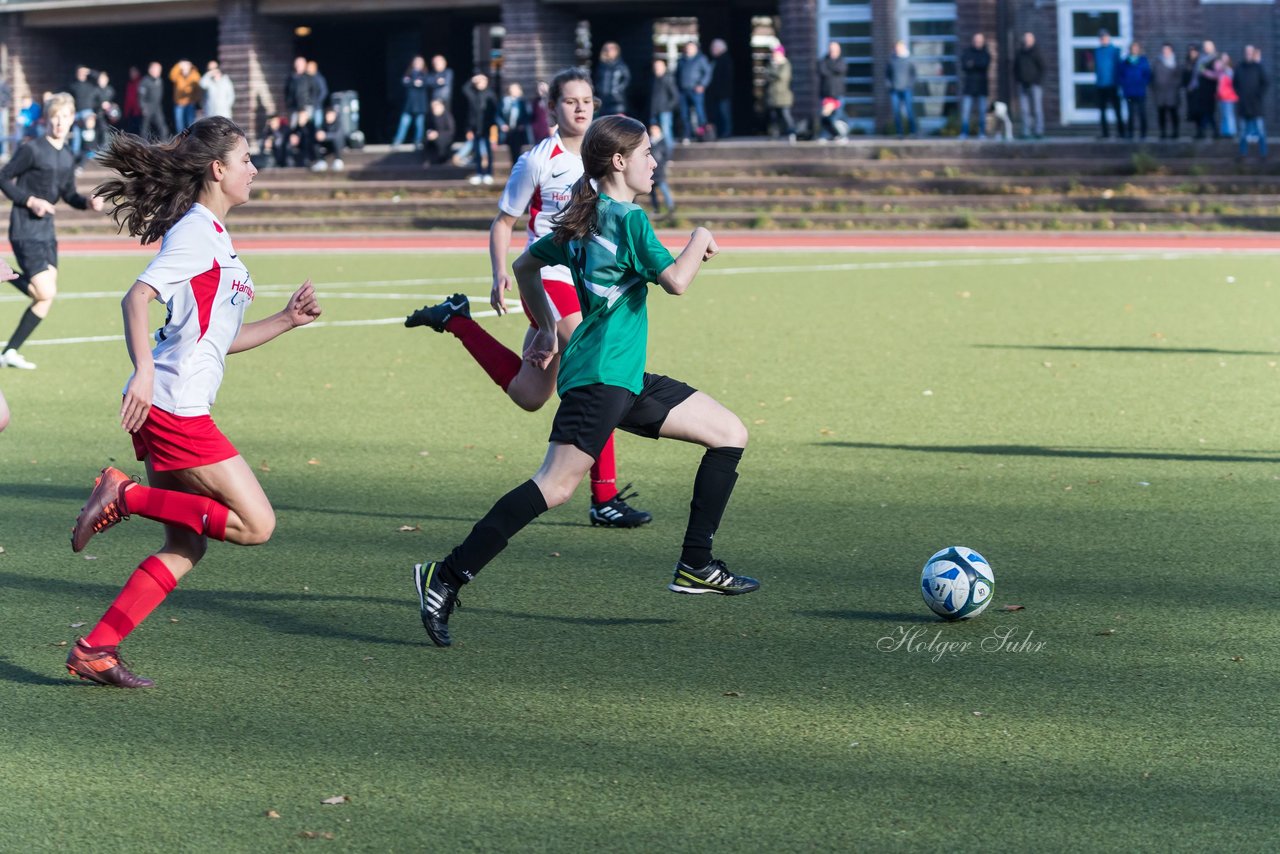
[0,92,104,370]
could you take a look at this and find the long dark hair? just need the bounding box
[551,115,646,245]
[94,116,246,245]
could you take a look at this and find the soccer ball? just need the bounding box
[920,546,995,620]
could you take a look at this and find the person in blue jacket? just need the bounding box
[1118,40,1153,139]
[1094,29,1123,138]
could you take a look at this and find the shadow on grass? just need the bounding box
[798,609,935,624]
[472,606,676,628]
[819,441,1280,465]
[274,502,595,530]
[0,654,79,687]
[975,343,1280,357]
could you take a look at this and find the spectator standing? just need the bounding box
[1093,30,1122,139]
[530,80,551,143]
[1013,32,1045,139]
[675,41,711,143]
[393,55,430,149]
[1215,53,1238,137]
[428,55,454,108]
[1118,41,1152,139]
[1235,45,1269,159]
[200,60,235,119]
[765,44,796,143]
[306,60,328,125]
[137,61,169,142]
[648,122,675,217]
[463,72,498,185]
[69,66,98,159]
[706,39,733,140]
[649,59,679,152]
[95,70,118,129]
[424,98,455,165]
[1190,41,1219,139]
[594,42,631,116]
[1151,43,1181,139]
[1181,44,1201,135]
[284,56,316,128]
[16,95,42,141]
[500,82,531,164]
[122,66,142,136]
[817,41,846,111]
[958,33,991,140]
[886,40,917,138]
[169,59,201,132]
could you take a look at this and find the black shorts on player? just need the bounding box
[549,373,697,459]
[11,239,57,283]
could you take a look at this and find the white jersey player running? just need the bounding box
[405,67,652,528]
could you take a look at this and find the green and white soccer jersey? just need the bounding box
[530,194,675,395]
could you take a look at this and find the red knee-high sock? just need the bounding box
[83,556,177,647]
[123,484,230,540]
[590,432,619,504]
[447,316,522,392]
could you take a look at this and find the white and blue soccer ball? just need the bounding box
[920,546,995,620]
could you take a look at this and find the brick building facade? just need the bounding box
[0,0,1273,142]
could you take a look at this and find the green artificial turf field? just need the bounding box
[1,247,1278,852]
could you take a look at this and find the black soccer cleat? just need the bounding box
[405,293,471,332]
[589,483,653,528]
[414,561,461,647]
[668,559,760,595]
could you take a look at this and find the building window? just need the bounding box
[1057,0,1132,124]
[899,3,957,130]
[818,0,874,130]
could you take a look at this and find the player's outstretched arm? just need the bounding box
[229,280,322,354]
[120,280,160,433]
[514,251,557,368]
[488,211,519,314]
[658,227,718,296]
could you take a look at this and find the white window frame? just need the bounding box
[817,0,875,132]
[1057,0,1132,124]
[896,2,958,132]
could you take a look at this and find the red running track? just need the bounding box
[54,230,1280,255]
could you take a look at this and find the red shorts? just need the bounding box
[131,406,240,472]
[521,278,580,329]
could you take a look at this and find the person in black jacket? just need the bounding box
[1013,32,1046,139]
[706,39,734,140]
[1235,45,1270,159]
[463,72,499,184]
[959,33,992,139]
[137,61,169,142]
[0,93,105,370]
[817,41,847,101]
[649,58,679,152]
[393,55,430,149]
[594,42,631,116]
[424,98,455,165]
[284,56,317,127]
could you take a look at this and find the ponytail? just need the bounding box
[551,176,600,245]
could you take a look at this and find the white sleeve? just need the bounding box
[137,224,208,303]
[498,149,537,217]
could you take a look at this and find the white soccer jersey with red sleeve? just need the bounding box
[131,203,254,416]
[498,131,582,283]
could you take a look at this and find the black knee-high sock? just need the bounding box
[5,308,41,352]
[681,446,744,568]
[441,479,548,587]
[8,273,30,297]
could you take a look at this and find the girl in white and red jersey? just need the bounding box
[405,68,652,529]
[64,117,322,688]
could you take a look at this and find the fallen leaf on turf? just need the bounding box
[362,656,374,662]
[321,795,349,805]
[259,461,271,472]
[418,450,430,456]
[1231,656,1245,662]
[972,711,984,717]
[723,691,742,698]
[549,552,561,558]
[397,525,421,533]
[51,640,67,647]
[0,545,6,553]
[69,622,85,629]
[307,459,320,466]
[83,555,98,560]
[265,810,281,819]
[819,427,835,436]
[999,605,1025,612]
[753,419,766,425]
[169,617,179,623]
[1096,629,1116,636]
